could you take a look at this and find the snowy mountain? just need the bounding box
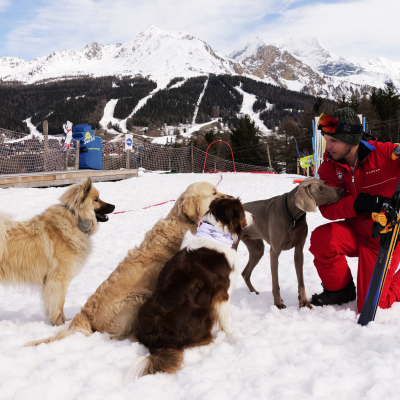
[1,26,398,99]
[231,35,400,90]
[0,26,234,86]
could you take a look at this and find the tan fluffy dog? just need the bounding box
[0,178,115,326]
[27,181,230,346]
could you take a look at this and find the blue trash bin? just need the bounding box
[72,125,103,170]
[79,137,103,170]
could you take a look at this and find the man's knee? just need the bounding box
[309,224,332,256]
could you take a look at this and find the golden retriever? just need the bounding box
[0,178,115,326]
[26,181,230,346]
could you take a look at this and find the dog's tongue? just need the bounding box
[96,212,109,222]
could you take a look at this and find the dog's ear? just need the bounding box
[80,178,92,204]
[60,177,93,209]
[182,194,204,222]
[295,181,317,213]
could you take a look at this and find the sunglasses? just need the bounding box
[318,113,362,135]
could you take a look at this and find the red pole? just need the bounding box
[202,140,236,173]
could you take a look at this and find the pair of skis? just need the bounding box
[358,176,400,326]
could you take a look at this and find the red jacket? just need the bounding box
[318,135,400,240]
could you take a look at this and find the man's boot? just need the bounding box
[311,279,356,306]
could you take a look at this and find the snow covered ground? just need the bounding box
[1,173,400,399]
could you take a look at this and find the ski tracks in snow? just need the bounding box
[234,86,271,136]
[192,77,209,124]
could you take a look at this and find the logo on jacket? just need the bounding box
[366,169,380,174]
[336,172,343,181]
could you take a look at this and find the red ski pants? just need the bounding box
[309,220,400,313]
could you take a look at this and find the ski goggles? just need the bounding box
[318,113,362,135]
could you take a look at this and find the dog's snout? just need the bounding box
[105,203,115,214]
[338,188,345,197]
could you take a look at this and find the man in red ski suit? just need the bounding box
[309,107,400,313]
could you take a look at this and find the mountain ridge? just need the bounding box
[1,26,397,99]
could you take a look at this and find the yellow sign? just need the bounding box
[85,131,91,140]
[300,154,314,168]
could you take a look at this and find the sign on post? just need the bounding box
[63,121,73,151]
[125,134,133,151]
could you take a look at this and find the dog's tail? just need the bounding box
[24,313,93,347]
[125,348,184,382]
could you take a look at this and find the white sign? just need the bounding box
[62,121,73,151]
[125,134,133,151]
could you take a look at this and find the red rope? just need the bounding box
[215,174,223,187]
[113,199,176,214]
[112,175,224,215]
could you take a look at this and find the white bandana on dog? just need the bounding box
[195,221,234,248]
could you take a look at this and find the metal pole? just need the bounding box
[75,140,80,170]
[140,146,143,168]
[191,142,194,173]
[64,150,68,171]
[267,144,272,170]
[43,120,49,171]
[126,149,130,169]
[134,144,138,169]
[297,159,299,175]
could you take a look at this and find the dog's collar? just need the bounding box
[282,194,306,234]
[195,221,234,248]
[62,205,93,232]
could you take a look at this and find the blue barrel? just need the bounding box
[79,137,103,170]
[72,124,95,150]
[72,124,103,170]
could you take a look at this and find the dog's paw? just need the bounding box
[222,326,232,335]
[299,300,313,309]
[298,295,313,309]
[53,312,67,326]
[275,303,286,310]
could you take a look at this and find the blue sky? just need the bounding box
[0,0,398,62]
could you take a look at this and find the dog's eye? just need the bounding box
[213,192,217,195]
[94,198,99,202]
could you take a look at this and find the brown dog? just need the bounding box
[0,178,114,325]
[26,181,230,346]
[126,197,253,381]
[236,178,344,309]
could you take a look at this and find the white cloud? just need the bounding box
[3,0,296,60]
[255,0,400,61]
[2,0,399,62]
[0,0,10,11]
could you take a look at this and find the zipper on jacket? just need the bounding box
[350,160,358,194]
[352,175,357,193]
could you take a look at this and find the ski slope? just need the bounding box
[1,173,400,399]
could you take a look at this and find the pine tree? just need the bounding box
[230,115,262,164]
[370,81,400,142]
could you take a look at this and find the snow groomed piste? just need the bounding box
[1,172,400,399]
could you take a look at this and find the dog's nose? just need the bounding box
[339,188,345,197]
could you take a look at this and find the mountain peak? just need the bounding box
[229,37,267,61]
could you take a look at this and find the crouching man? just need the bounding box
[310,107,400,313]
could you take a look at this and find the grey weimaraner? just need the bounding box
[236,178,344,309]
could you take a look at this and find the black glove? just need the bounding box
[353,193,391,216]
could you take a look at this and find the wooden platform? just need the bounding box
[0,169,138,189]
